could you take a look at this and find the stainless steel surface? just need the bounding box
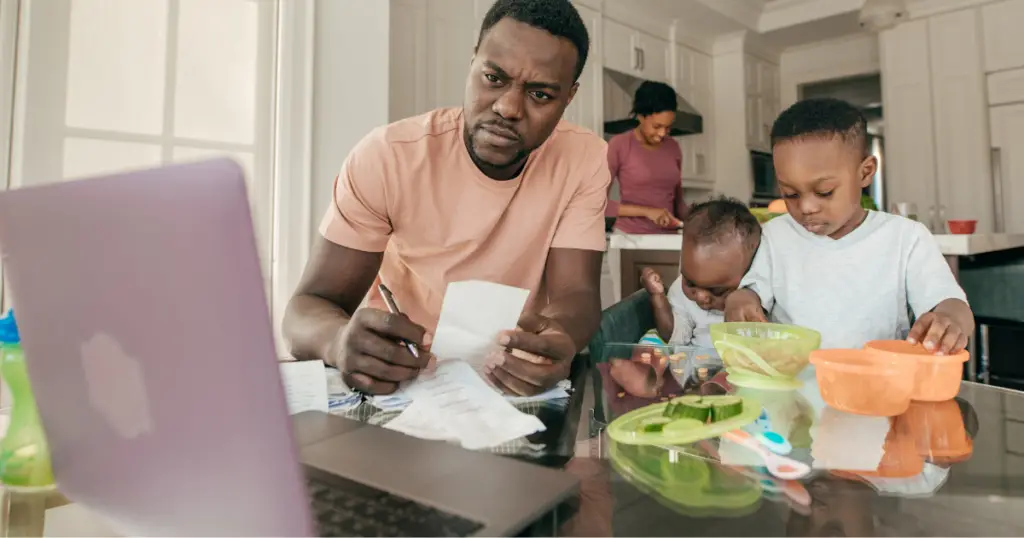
[992,147,1006,233]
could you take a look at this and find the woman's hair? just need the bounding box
[631,81,677,117]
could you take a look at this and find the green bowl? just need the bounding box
[709,322,821,382]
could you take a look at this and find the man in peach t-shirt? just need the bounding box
[283,0,610,396]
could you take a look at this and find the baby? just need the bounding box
[725,98,974,353]
[642,197,762,347]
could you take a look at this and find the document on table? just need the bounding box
[279,360,329,415]
[385,360,546,450]
[378,279,547,407]
[430,280,530,370]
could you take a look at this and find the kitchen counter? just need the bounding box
[603,231,1024,303]
[608,232,1024,256]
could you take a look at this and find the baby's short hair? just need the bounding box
[684,197,761,252]
[770,97,869,158]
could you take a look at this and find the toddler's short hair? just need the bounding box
[684,197,761,252]
[770,97,869,158]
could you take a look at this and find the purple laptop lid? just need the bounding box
[0,159,314,536]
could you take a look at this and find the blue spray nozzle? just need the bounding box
[0,309,20,344]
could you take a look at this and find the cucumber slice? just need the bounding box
[662,418,705,435]
[709,396,744,422]
[665,395,712,422]
[639,416,673,433]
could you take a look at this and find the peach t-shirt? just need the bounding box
[319,107,611,333]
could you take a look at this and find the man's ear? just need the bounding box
[566,82,579,107]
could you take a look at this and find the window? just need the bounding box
[8,0,277,294]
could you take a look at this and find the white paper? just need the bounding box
[430,280,530,369]
[279,360,329,415]
[384,361,546,449]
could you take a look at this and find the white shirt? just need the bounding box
[741,211,967,349]
[666,276,724,348]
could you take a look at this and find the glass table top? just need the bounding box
[565,346,1024,537]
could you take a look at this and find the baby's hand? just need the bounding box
[724,289,767,323]
[908,312,968,355]
[640,267,665,295]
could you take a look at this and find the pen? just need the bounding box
[377,283,420,359]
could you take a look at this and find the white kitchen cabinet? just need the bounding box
[928,9,993,232]
[990,104,1024,233]
[637,34,670,83]
[602,17,669,82]
[743,55,778,152]
[603,18,638,75]
[563,3,602,134]
[982,0,1024,73]
[880,19,940,229]
[988,67,1024,105]
[881,13,994,233]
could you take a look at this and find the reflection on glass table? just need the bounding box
[582,346,1024,537]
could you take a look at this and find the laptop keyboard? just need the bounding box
[307,475,484,537]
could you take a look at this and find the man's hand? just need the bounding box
[908,311,969,355]
[646,208,680,229]
[487,313,576,396]
[333,308,432,395]
[724,289,767,323]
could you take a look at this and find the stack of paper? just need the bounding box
[279,360,361,415]
[381,280,555,449]
[384,360,546,450]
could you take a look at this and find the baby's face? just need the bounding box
[680,237,751,312]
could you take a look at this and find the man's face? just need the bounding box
[464,18,579,174]
[637,111,675,146]
[773,137,876,239]
[679,237,751,312]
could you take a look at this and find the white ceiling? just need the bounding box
[629,0,870,53]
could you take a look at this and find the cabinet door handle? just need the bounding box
[992,147,1006,233]
[638,48,645,71]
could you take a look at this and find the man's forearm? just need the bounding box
[282,294,352,365]
[541,288,602,353]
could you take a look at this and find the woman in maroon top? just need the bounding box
[606,81,688,234]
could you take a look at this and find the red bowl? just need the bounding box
[947,220,977,235]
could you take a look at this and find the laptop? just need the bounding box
[0,159,579,537]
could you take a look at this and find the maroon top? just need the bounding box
[605,131,687,234]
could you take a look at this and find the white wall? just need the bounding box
[309,0,392,235]
[779,33,880,108]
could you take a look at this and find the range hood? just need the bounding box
[603,69,704,136]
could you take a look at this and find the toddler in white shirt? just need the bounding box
[725,98,974,353]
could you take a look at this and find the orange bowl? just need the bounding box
[767,199,787,213]
[946,219,977,234]
[809,349,916,416]
[864,340,967,402]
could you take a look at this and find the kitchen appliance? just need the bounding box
[750,151,777,205]
[603,69,703,136]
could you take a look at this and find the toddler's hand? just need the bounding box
[724,289,767,323]
[640,267,665,295]
[908,312,968,355]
